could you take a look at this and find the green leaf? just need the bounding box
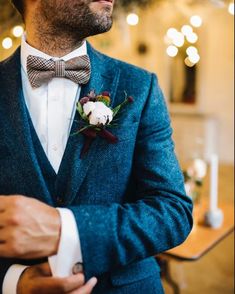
[76,102,88,120]
[71,125,91,136]
[112,104,122,117]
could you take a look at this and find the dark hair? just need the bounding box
[11,0,24,16]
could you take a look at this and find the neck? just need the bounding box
[25,22,84,57]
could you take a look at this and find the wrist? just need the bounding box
[50,208,61,256]
[16,267,29,294]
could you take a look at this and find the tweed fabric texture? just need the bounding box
[26,54,91,88]
[0,43,193,294]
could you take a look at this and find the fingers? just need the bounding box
[64,274,86,291]
[18,263,96,294]
[37,262,52,276]
[68,277,97,294]
[43,273,86,293]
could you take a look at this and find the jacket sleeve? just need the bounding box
[69,73,193,280]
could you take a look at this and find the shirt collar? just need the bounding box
[21,33,87,74]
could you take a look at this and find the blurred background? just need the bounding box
[0,0,234,293]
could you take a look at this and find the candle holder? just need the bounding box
[204,209,224,229]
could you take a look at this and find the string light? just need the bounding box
[166,45,178,57]
[2,37,13,49]
[126,13,139,26]
[190,15,203,27]
[186,46,198,56]
[165,19,201,63]
[181,25,193,36]
[186,32,198,44]
[188,53,200,64]
[167,28,178,39]
[164,35,172,45]
[172,32,185,47]
[185,57,195,67]
[228,3,234,15]
[12,25,24,37]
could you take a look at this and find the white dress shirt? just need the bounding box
[2,35,84,294]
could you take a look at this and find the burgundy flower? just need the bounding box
[102,91,110,97]
[87,90,96,100]
[80,96,90,106]
[128,96,134,103]
[98,128,118,144]
[82,128,97,139]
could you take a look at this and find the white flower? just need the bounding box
[83,101,96,116]
[83,101,113,126]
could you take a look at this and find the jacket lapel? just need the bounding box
[0,49,52,204]
[56,43,120,205]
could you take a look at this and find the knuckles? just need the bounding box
[7,213,22,226]
[6,195,26,226]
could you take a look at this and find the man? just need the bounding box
[0,0,193,293]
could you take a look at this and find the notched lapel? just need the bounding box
[57,44,121,205]
[0,48,52,204]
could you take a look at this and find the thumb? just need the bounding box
[37,262,52,276]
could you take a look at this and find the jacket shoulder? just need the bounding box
[0,47,21,76]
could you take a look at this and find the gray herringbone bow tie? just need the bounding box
[26,54,91,88]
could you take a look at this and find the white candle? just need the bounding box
[210,154,219,212]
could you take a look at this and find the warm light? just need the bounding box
[164,35,172,45]
[12,25,24,37]
[126,13,139,26]
[190,15,203,27]
[186,32,198,44]
[2,37,13,49]
[184,57,195,67]
[186,46,198,56]
[188,53,200,64]
[167,28,178,39]
[187,46,200,64]
[172,32,185,47]
[166,45,178,57]
[228,3,234,15]
[181,25,193,36]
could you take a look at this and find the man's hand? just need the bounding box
[17,262,97,294]
[0,195,61,258]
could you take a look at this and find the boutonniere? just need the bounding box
[74,90,134,158]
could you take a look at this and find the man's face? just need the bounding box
[38,0,115,38]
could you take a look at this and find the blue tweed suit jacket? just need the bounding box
[0,44,193,293]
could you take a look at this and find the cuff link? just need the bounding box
[72,262,84,274]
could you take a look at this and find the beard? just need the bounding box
[39,0,113,40]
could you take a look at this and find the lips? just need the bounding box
[93,0,113,3]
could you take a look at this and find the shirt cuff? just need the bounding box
[48,208,83,277]
[2,265,28,294]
